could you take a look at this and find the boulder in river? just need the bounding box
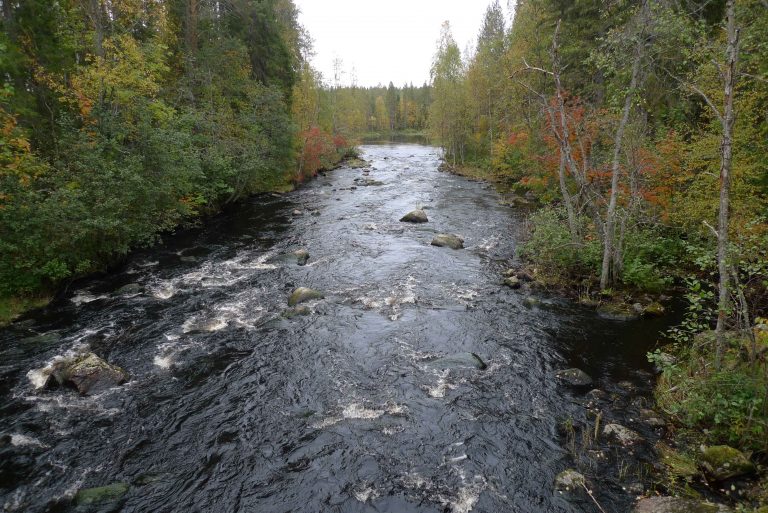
[400,209,428,223]
[292,209,303,216]
[602,423,643,445]
[427,352,487,371]
[354,177,384,187]
[555,368,593,388]
[554,469,585,492]
[642,302,666,317]
[116,283,142,295]
[504,276,521,289]
[596,302,641,321]
[294,249,310,266]
[699,445,755,481]
[431,234,464,250]
[288,287,324,306]
[30,353,129,395]
[75,482,130,506]
[632,496,731,513]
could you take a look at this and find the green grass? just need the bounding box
[0,295,51,327]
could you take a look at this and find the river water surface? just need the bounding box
[1,145,674,513]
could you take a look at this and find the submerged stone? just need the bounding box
[116,283,142,295]
[288,287,324,306]
[699,445,755,481]
[75,482,129,506]
[431,234,464,250]
[400,209,428,223]
[555,368,593,388]
[283,305,311,318]
[427,352,487,371]
[294,249,310,266]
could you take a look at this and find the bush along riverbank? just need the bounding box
[0,0,371,327]
[441,145,768,511]
[427,1,767,510]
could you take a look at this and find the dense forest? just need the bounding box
[425,0,768,504]
[0,0,361,318]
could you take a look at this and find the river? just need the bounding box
[0,144,675,513]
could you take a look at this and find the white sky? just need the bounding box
[293,0,514,88]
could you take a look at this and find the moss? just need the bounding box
[74,482,129,505]
[699,445,755,481]
[657,443,699,480]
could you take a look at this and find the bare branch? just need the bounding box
[702,220,719,238]
[662,67,724,125]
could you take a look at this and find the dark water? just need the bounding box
[0,145,674,513]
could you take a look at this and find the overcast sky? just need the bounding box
[293,0,514,88]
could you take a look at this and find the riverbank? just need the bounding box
[440,157,768,512]
[0,151,364,329]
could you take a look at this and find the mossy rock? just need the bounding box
[554,469,585,492]
[400,209,428,223]
[294,249,310,266]
[555,368,593,387]
[431,234,464,250]
[504,276,521,289]
[643,302,666,317]
[699,445,755,481]
[75,482,129,506]
[288,287,324,306]
[597,302,641,321]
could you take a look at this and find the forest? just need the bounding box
[426,0,768,508]
[1,0,767,511]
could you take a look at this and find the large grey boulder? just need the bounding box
[400,209,428,223]
[31,353,129,395]
[431,234,464,250]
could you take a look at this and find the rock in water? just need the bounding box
[66,353,130,395]
[699,445,755,481]
[504,276,521,289]
[288,287,324,306]
[596,302,641,321]
[427,352,487,371]
[643,302,665,317]
[116,283,142,295]
[283,305,311,318]
[294,249,310,266]
[554,469,585,492]
[602,423,643,445]
[632,496,731,513]
[400,209,428,223]
[555,368,593,388]
[431,234,464,250]
[75,482,130,506]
